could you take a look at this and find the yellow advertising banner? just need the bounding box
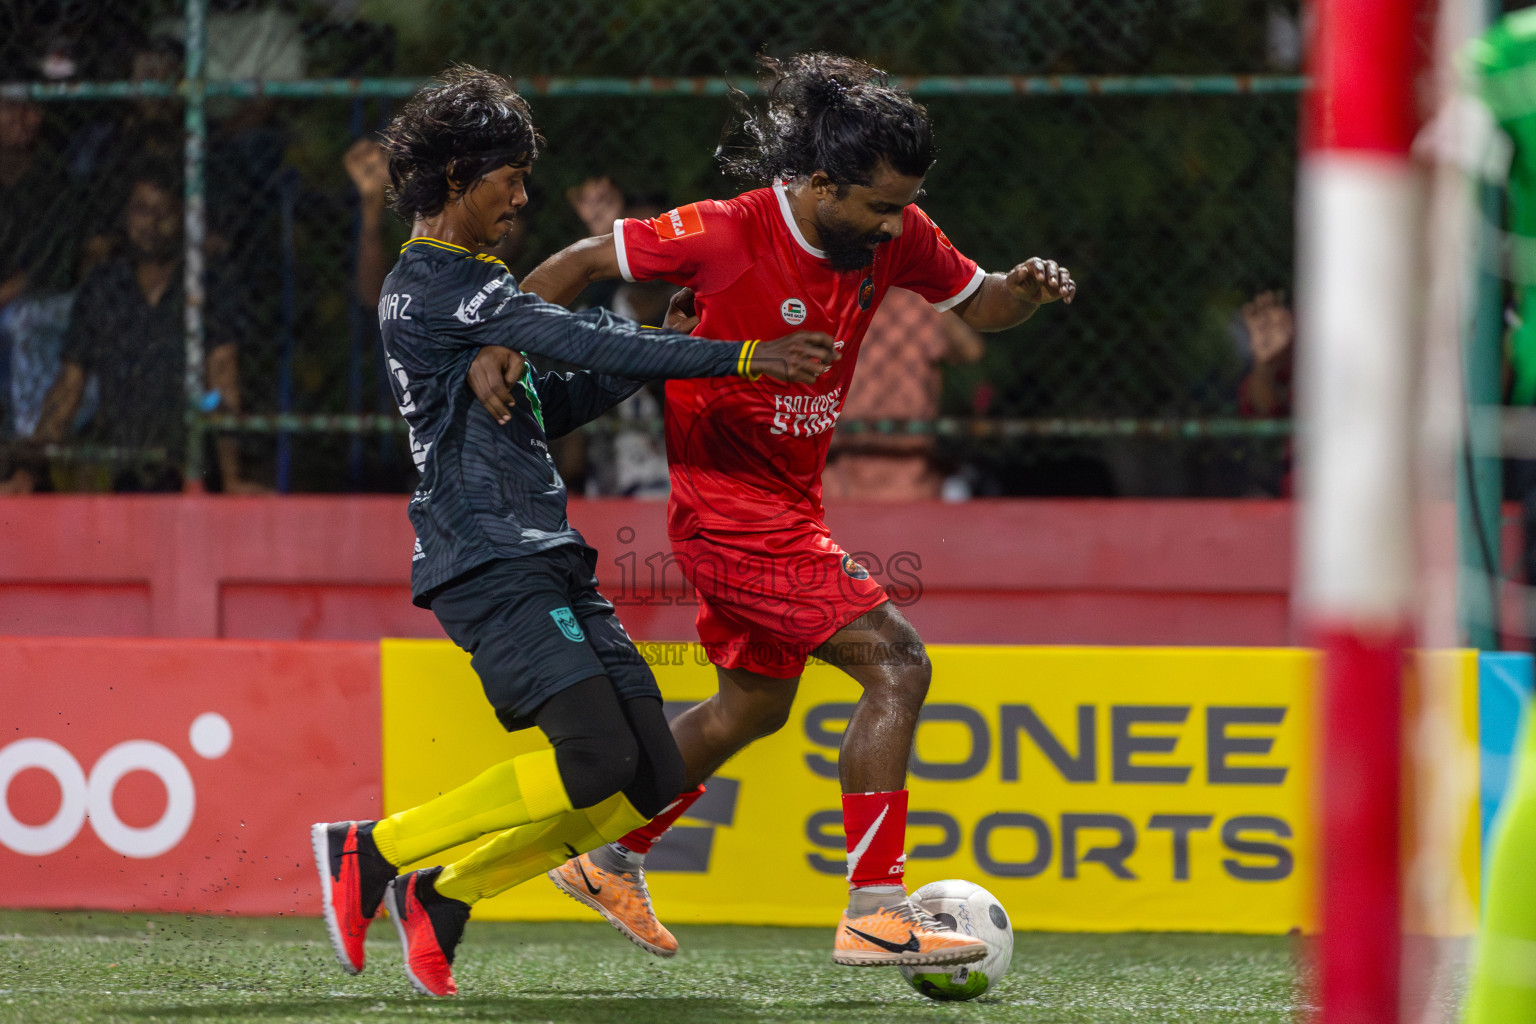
[381,642,1478,934]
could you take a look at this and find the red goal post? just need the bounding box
[1298,0,1429,1021]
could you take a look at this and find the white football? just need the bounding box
[898,879,1013,1001]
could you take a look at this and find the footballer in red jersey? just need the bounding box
[474,52,1075,967]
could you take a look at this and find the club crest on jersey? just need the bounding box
[550,607,585,642]
[781,298,808,325]
[858,277,874,310]
[841,554,871,580]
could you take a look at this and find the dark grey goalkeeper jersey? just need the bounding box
[379,237,746,604]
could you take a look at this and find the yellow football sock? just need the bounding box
[435,792,648,904]
[372,747,572,868]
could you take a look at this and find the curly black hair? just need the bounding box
[720,53,935,190]
[381,64,544,220]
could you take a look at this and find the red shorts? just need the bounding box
[673,521,888,679]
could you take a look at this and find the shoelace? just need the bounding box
[890,899,950,932]
[613,867,656,911]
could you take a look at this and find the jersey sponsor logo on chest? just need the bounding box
[769,386,843,438]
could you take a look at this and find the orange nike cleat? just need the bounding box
[832,899,989,967]
[547,852,678,957]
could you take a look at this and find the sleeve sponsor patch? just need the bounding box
[912,206,953,249]
[651,203,706,241]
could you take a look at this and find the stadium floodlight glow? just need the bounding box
[1296,0,1426,1021]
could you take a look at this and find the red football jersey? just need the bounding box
[616,183,983,535]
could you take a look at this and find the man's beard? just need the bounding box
[819,217,892,272]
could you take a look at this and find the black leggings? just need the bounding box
[533,676,684,818]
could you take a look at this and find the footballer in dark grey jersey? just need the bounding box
[310,66,838,998]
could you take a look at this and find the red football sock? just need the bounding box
[842,790,909,889]
[615,784,706,855]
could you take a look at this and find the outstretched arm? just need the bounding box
[486,298,737,381]
[520,234,622,307]
[953,258,1076,332]
[466,321,840,424]
[455,268,837,387]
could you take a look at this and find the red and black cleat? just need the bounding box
[310,821,396,974]
[384,867,471,997]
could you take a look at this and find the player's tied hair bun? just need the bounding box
[720,52,935,191]
[381,64,545,220]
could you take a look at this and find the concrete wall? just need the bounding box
[0,494,1296,641]
[0,496,1294,645]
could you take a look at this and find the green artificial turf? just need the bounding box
[0,909,1309,1023]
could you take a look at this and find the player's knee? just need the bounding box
[722,692,794,743]
[553,730,640,810]
[899,653,933,709]
[746,697,794,740]
[867,650,931,712]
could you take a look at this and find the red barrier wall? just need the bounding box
[0,638,378,915]
[0,496,1295,645]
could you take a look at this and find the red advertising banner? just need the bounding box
[0,638,379,914]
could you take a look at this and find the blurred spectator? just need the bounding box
[0,289,91,438]
[1237,290,1293,417]
[0,164,261,494]
[823,287,985,500]
[563,177,675,497]
[65,34,184,273]
[0,95,81,306]
[567,176,627,313]
[1235,289,1294,496]
[155,0,305,293]
[346,137,393,308]
[0,81,92,486]
[568,176,627,237]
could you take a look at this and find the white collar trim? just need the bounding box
[773,179,826,259]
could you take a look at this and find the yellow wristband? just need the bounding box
[739,339,762,381]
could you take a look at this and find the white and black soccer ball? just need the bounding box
[898,879,1013,1001]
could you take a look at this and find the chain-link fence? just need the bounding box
[0,0,1302,496]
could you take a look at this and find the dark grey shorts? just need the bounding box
[427,546,658,731]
